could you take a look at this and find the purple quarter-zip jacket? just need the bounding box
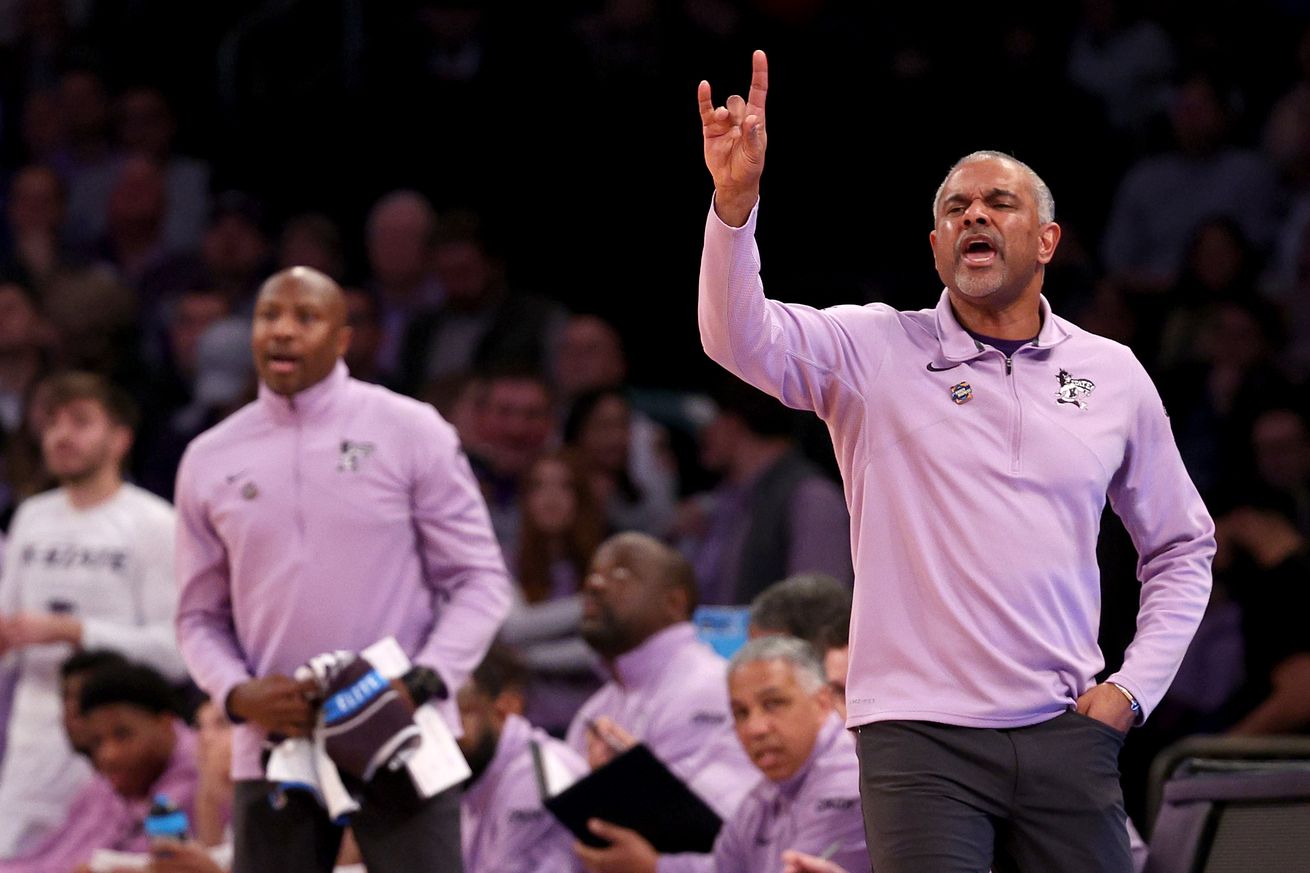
[461,713,587,873]
[175,361,512,779]
[700,202,1214,730]
[565,623,758,820]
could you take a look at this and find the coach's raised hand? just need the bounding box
[699,50,768,227]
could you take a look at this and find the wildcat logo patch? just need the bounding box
[337,440,375,472]
[1055,370,1095,410]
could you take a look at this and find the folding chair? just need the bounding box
[1142,735,1310,873]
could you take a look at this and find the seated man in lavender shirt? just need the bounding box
[574,636,867,873]
[459,645,588,873]
[0,660,199,873]
[565,533,756,821]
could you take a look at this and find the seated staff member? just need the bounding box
[574,636,866,873]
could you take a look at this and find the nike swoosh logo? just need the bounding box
[926,361,962,372]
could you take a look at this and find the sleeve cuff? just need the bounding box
[217,674,253,724]
[1105,675,1147,725]
[708,193,760,232]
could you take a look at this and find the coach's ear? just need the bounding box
[1037,221,1061,265]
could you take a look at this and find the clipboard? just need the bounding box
[535,742,722,853]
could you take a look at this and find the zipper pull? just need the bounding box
[1005,356,1013,375]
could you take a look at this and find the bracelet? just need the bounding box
[1107,681,1141,715]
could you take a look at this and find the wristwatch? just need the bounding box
[401,666,448,708]
[1108,682,1141,719]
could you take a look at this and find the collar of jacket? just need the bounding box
[257,359,350,424]
[931,288,1072,364]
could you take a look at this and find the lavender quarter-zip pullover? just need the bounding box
[0,721,198,873]
[565,623,757,820]
[175,362,512,779]
[461,713,587,873]
[658,714,866,873]
[700,202,1214,729]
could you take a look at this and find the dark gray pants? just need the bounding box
[232,773,463,873]
[856,711,1132,873]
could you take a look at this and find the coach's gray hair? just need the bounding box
[728,635,827,694]
[932,150,1055,225]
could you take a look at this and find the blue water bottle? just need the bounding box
[144,794,190,841]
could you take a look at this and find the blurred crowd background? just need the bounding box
[1,0,1310,829]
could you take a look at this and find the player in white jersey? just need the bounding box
[0,372,185,858]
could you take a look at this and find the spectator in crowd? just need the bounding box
[39,265,137,378]
[0,280,48,436]
[1267,215,1310,380]
[469,368,556,555]
[1249,406,1310,535]
[58,68,119,250]
[114,86,211,253]
[1152,218,1263,373]
[553,314,629,404]
[422,371,487,455]
[564,387,675,537]
[1216,504,1310,735]
[0,371,184,858]
[458,645,588,873]
[196,191,274,312]
[17,88,65,170]
[0,375,55,530]
[399,210,568,394]
[148,286,231,410]
[137,316,251,499]
[277,213,345,282]
[1161,297,1291,496]
[341,287,386,385]
[1264,23,1310,296]
[96,155,181,290]
[0,0,73,101]
[174,266,512,873]
[674,381,851,606]
[554,315,680,538]
[1065,0,1177,140]
[747,573,852,650]
[0,660,199,873]
[574,636,867,873]
[566,532,756,821]
[1101,68,1284,291]
[1,164,74,288]
[500,448,606,735]
[363,189,443,380]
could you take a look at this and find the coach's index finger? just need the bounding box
[747,49,768,114]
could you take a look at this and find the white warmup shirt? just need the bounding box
[0,484,184,858]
